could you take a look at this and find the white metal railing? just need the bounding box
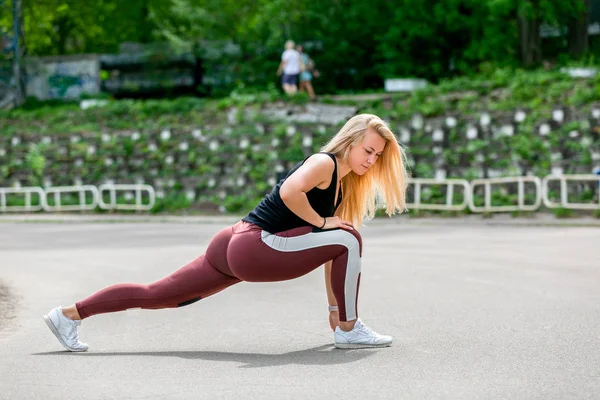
[542,174,600,210]
[0,175,598,213]
[0,187,45,212]
[0,184,155,213]
[43,185,100,212]
[469,176,542,212]
[407,178,470,211]
[98,184,155,211]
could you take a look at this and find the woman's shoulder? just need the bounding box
[303,153,335,171]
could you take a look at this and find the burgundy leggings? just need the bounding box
[76,221,363,321]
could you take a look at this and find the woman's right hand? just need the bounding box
[329,310,339,331]
[322,217,354,231]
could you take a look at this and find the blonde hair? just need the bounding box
[321,114,409,228]
[285,40,295,50]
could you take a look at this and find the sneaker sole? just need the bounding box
[43,315,88,352]
[334,341,393,349]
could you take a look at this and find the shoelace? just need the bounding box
[67,320,81,342]
[357,322,378,337]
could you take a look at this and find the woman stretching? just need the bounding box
[44,113,409,351]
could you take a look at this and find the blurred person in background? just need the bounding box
[277,40,301,95]
[297,44,319,100]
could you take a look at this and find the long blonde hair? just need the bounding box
[321,114,409,228]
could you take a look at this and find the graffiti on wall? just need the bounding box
[26,58,100,100]
[46,61,97,98]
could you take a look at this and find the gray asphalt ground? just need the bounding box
[0,217,598,400]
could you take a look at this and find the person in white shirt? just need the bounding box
[277,40,301,95]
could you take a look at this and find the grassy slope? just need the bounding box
[1,68,599,137]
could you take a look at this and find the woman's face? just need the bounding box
[348,128,386,175]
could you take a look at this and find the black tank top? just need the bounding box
[242,152,342,233]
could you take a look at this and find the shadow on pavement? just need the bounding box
[33,344,377,368]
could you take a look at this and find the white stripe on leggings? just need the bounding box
[261,229,361,320]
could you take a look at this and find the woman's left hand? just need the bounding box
[322,216,354,231]
[329,310,339,331]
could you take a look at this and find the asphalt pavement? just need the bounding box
[0,218,598,400]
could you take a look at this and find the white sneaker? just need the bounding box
[43,307,89,352]
[334,318,393,349]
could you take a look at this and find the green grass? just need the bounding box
[2,67,599,137]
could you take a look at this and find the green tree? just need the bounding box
[567,0,590,58]
[5,0,157,56]
[517,0,589,66]
[0,0,596,93]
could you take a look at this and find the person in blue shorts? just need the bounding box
[297,44,319,100]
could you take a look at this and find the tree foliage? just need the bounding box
[0,0,594,93]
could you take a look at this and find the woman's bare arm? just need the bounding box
[279,154,333,228]
[280,154,354,231]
